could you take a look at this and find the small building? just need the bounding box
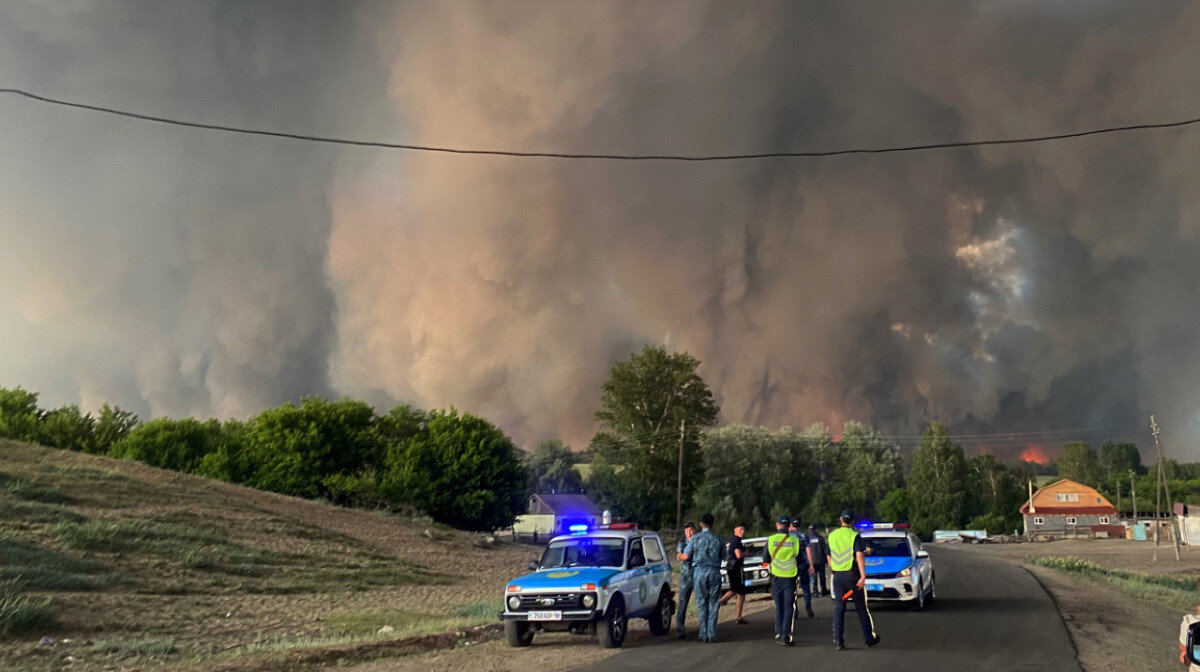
[1021,479,1117,540]
[512,494,604,541]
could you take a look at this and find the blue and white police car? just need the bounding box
[858,523,936,610]
[500,523,674,648]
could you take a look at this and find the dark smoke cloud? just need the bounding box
[4,2,1200,459]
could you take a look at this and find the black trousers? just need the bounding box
[812,563,828,594]
[771,576,796,642]
[832,571,876,646]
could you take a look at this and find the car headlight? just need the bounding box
[759,570,768,579]
[898,567,911,577]
[582,594,596,608]
[507,595,521,611]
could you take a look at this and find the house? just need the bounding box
[1021,479,1118,540]
[511,494,604,541]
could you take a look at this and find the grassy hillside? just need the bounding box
[0,440,533,671]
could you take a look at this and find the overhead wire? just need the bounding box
[2,86,1200,161]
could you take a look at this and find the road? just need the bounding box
[573,545,1081,672]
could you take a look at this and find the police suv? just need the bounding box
[500,523,674,648]
[858,523,936,610]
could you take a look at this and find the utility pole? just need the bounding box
[676,419,685,533]
[1130,471,1138,536]
[1116,479,1122,520]
[1151,416,1181,561]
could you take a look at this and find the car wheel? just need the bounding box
[598,598,627,648]
[504,620,534,647]
[927,573,936,604]
[648,590,672,636]
[913,580,927,611]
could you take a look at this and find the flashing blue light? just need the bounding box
[855,521,874,530]
[568,524,590,534]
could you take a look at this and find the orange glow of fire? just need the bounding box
[1020,446,1049,464]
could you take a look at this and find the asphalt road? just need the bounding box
[573,546,1081,672]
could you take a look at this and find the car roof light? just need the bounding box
[854,521,874,530]
[568,524,589,534]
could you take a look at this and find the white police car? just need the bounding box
[500,523,674,648]
[719,537,772,593]
[858,523,936,610]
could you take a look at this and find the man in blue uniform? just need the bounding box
[790,518,815,619]
[675,522,697,639]
[807,524,829,596]
[681,513,724,642]
[828,510,880,650]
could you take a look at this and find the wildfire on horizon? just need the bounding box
[1020,446,1050,464]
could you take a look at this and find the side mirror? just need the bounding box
[629,555,646,568]
[1187,622,1200,665]
[916,550,930,559]
[528,560,539,571]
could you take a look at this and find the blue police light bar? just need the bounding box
[568,524,589,534]
[854,521,874,530]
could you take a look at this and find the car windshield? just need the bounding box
[864,537,911,557]
[539,537,626,569]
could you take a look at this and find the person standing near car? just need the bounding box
[763,515,803,645]
[828,510,879,650]
[807,524,829,596]
[675,522,697,639]
[790,518,815,619]
[681,513,724,643]
[719,522,749,625]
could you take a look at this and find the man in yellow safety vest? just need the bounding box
[762,515,803,645]
[827,510,880,651]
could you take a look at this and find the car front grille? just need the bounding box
[514,592,588,611]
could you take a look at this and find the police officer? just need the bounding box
[681,513,724,643]
[828,510,880,650]
[762,515,803,645]
[675,522,697,639]
[807,524,829,596]
[790,518,815,619]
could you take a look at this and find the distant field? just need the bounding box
[0,440,534,671]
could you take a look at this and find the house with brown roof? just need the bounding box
[1021,478,1118,539]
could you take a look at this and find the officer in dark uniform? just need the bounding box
[675,522,697,639]
[807,524,829,596]
[827,510,880,650]
[790,517,815,619]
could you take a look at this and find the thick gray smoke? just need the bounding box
[4,2,1200,458]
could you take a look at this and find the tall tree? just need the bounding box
[588,344,719,527]
[1100,441,1145,477]
[694,425,815,532]
[0,387,41,443]
[37,405,96,453]
[966,452,1024,532]
[1057,441,1103,487]
[525,438,583,494]
[92,403,140,454]
[826,421,904,523]
[908,422,968,536]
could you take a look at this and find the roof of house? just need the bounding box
[1020,478,1116,515]
[528,493,604,517]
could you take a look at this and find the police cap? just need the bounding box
[840,509,855,522]
[777,515,791,525]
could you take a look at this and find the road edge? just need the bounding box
[1019,565,1085,671]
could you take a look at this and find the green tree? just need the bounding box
[1100,441,1145,477]
[236,398,381,500]
[878,488,911,523]
[92,404,140,454]
[1057,441,1103,488]
[966,453,1024,532]
[0,387,41,443]
[907,422,968,536]
[380,409,528,531]
[525,438,583,494]
[800,423,837,524]
[588,345,719,527]
[37,405,96,453]
[825,422,903,523]
[694,425,816,531]
[110,417,227,473]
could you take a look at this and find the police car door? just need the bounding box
[627,538,651,614]
[911,534,931,585]
[643,537,667,602]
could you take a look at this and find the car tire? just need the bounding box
[647,590,673,636]
[504,620,534,647]
[927,573,936,605]
[598,598,627,648]
[912,579,927,611]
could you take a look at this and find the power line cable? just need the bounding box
[3,87,1199,161]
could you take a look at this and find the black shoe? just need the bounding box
[867,635,881,648]
[676,632,687,640]
[806,606,815,618]
[835,642,846,650]
[784,641,795,647]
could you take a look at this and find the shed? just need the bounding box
[512,494,604,539]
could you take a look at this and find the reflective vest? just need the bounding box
[766,532,801,577]
[828,527,857,572]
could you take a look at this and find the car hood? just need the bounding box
[508,567,623,591]
[864,556,913,575]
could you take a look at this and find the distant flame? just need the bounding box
[1021,446,1049,464]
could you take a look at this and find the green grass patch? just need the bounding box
[0,472,69,504]
[0,500,88,526]
[454,599,503,621]
[0,534,115,591]
[1030,555,1199,609]
[35,463,130,483]
[0,579,58,637]
[92,637,178,656]
[322,602,496,641]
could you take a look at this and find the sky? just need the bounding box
[2,1,1200,459]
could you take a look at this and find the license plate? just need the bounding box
[528,610,562,621]
[867,583,883,591]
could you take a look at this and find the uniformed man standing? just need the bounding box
[828,510,880,650]
[807,524,829,596]
[762,515,802,645]
[681,513,724,643]
[675,522,697,639]
[790,518,815,619]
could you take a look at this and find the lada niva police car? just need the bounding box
[500,523,674,648]
[858,523,936,610]
[719,536,772,593]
